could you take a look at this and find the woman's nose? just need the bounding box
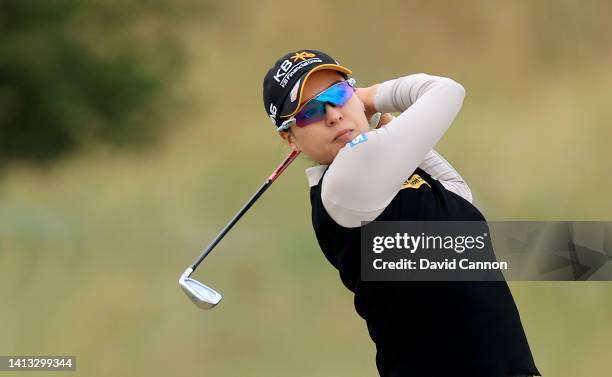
[325,103,343,126]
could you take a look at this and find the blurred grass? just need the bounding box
[2,1,612,376]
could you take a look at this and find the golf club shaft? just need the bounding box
[188,150,300,274]
[186,116,385,277]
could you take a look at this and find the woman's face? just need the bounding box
[279,70,370,165]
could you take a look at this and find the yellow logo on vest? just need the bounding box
[401,174,431,190]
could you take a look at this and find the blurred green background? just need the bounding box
[1,0,611,376]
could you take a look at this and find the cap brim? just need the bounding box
[279,64,352,119]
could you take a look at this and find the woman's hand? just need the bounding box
[375,113,394,128]
[355,84,394,128]
[355,84,379,121]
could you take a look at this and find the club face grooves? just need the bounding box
[179,276,222,310]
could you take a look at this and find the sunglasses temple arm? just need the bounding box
[277,118,295,132]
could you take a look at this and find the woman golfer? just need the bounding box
[262,50,540,377]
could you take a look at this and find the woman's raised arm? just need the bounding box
[320,73,466,227]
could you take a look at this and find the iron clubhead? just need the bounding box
[179,268,222,310]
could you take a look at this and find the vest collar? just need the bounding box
[305,165,328,187]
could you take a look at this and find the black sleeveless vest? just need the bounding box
[310,167,541,377]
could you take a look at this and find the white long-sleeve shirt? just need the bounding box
[305,73,469,228]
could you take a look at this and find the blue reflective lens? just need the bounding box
[294,80,354,127]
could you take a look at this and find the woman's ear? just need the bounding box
[278,130,300,152]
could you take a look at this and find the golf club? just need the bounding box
[179,149,300,310]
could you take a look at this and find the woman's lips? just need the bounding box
[334,129,354,143]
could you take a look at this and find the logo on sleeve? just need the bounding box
[348,133,368,148]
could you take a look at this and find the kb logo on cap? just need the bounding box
[273,51,318,84]
[290,51,316,62]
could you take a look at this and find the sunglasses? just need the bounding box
[277,78,356,131]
